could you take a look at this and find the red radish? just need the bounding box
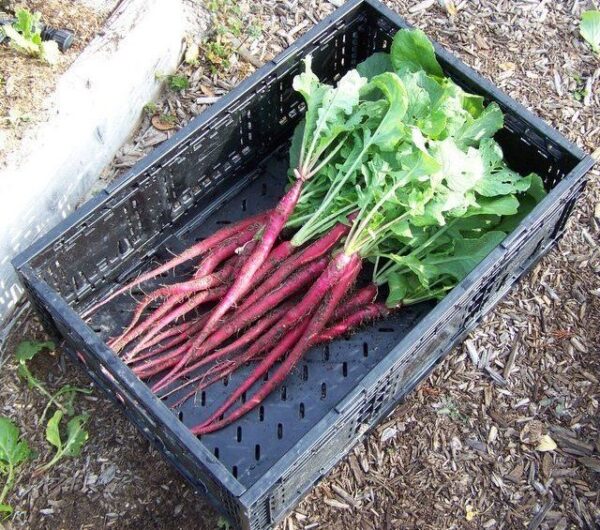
[145,257,329,385]
[161,303,294,402]
[318,303,388,342]
[191,227,258,279]
[83,212,270,317]
[249,240,295,288]
[113,265,234,353]
[192,253,361,434]
[165,300,381,407]
[125,314,208,363]
[110,293,186,352]
[330,284,378,322]
[114,285,228,353]
[237,221,350,314]
[152,180,305,389]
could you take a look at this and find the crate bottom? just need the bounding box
[87,147,433,488]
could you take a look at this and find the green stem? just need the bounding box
[403,284,453,306]
[292,144,369,246]
[307,136,346,179]
[0,465,14,506]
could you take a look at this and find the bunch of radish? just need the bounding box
[86,29,545,434]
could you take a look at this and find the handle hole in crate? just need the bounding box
[277,423,283,439]
[214,446,220,459]
[342,362,348,377]
[237,426,243,443]
[281,385,287,401]
[320,382,327,400]
[299,402,305,419]
[259,405,265,422]
[232,465,238,478]
[255,444,261,461]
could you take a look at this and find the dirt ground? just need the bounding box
[0,0,107,165]
[1,1,599,529]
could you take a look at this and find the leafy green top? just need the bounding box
[288,28,546,307]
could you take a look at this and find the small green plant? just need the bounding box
[571,73,588,102]
[144,102,159,116]
[16,341,91,420]
[0,8,59,64]
[155,73,190,91]
[167,74,189,91]
[217,515,232,530]
[0,417,32,517]
[248,22,263,39]
[580,10,600,54]
[205,41,232,73]
[35,411,88,473]
[436,398,469,423]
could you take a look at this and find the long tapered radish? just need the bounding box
[110,293,186,352]
[83,212,270,317]
[115,285,228,353]
[249,240,295,289]
[113,265,234,353]
[318,303,388,342]
[152,179,305,390]
[166,300,379,407]
[236,221,350,314]
[191,227,257,280]
[126,313,209,363]
[192,253,361,434]
[145,257,328,384]
[161,302,294,402]
[330,284,378,322]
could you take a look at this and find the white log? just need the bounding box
[0,0,206,324]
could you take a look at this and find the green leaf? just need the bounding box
[15,340,54,363]
[526,173,547,202]
[356,52,393,80]
[0,418,31,467]
[475,139,532,197]
[581,10,600,53]
[456,102,504,148]
[386,272,409,307]
[0,504,13,517]
[45,411,63,451]
[390,28,443,77]
[368,73,409,150]
[424,231,506,281]
[62,415,89,457]
[2,25,39,56]
[293,56,365,170]
[464,195,520,217]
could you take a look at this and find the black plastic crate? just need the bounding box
[12,1,594,528]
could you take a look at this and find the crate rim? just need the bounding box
[12,0,596,517]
